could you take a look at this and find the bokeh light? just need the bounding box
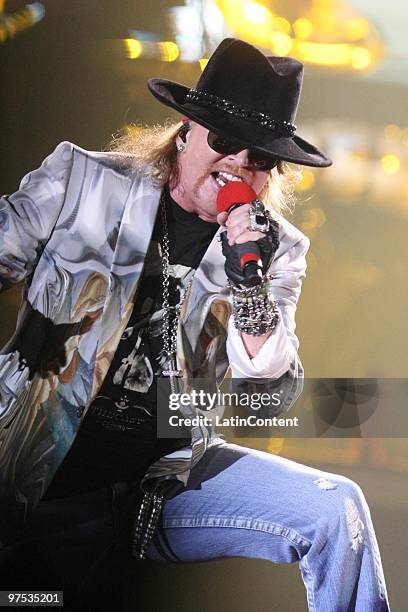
[297,170,316,192]
[125,38,142,59]
[293,18,313,40]
[159,41,179,62]
[351,47,372,70]
[381,154,401,175]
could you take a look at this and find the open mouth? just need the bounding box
[211,171,245,189]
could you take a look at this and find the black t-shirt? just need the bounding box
[45,190,218,498]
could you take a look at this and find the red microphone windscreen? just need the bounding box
[216,182,256,213]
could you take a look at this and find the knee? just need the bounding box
[333,475,368,514]
[313,471,366,505]
[315,474,369,551]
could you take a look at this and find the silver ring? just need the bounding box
[248,199,270,233]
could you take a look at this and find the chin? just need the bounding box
[195,200,218,222]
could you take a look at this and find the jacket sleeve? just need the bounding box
[225,234,309,415]
[0,142,73,292]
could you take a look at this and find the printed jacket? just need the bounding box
[0,142,309,545]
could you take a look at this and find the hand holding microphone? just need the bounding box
[216,182,280,287]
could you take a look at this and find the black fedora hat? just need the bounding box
[148,38,332,168]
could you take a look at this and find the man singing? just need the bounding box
[0,38,390,610]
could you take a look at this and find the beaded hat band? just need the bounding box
[185,89,296,138]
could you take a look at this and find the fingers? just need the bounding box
[216,211,228,225]
[219,204,263,245]
[225,203,250,225]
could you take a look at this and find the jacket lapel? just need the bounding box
[92,176,162,395]
[177,226,230,376]
[183,226,228,320]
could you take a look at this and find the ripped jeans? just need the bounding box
[0,440,390,611]
[147,439,390,612]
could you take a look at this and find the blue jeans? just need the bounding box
[0,440,390,611]
[148,439,390,612]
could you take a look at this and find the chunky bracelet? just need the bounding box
[229,275,280,336]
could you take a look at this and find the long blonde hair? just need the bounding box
[107,121,301,216]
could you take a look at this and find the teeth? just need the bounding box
[215,176,226,187]
[220,171,243,182]
[214,171,243,188]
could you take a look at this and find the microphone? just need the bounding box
[216,182,263,287]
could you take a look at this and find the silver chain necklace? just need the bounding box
[160,193,192,378]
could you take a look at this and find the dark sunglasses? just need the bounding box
[207,131,279,171]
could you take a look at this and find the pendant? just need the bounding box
[162,355,182,378]
[162,366,183,377]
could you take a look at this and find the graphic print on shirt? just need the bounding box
[113,333,154,392]
[108,236,194,412]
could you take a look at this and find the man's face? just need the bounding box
[170,122,270,222]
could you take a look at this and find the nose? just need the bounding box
[227,148,251,166]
